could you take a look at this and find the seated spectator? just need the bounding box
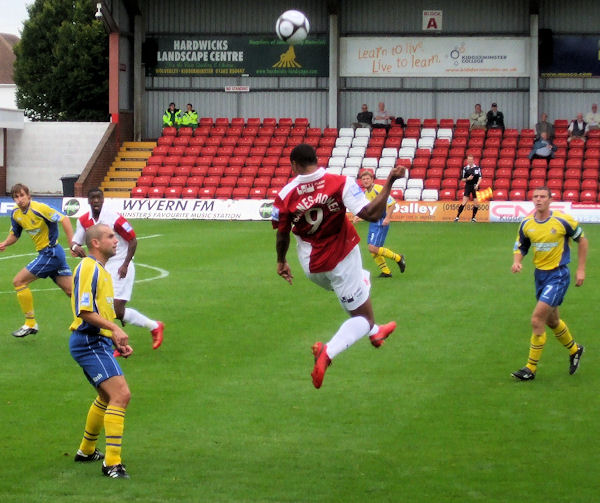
[372,102,395,131]
[528,132,557,162]
[181,103,198,129]
[486,103,505,131]
[162,102,182,129]
[568,113,587,142]
[352,104,373,129]
[469,103,486,130]
[585,103,600,130]
[535,112,554,140]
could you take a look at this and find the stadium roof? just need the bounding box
[0,33,19,85]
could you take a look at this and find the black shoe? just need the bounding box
[511,367,535,381]
[74,448,104,462]
[12,324,38,337]
[378,272,392,278]
[569,345,584,375]
[102,462,130,479]
[397,255,406,273]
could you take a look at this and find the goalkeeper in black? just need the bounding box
[454,155,482,222]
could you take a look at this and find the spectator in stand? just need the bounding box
[535,113,554,140]
[162,102,181,129]
[584,104,600,131]
[352,104,373,129]
[568,113,587,142]
[180,104,198,129]
[486,103,505,131]
[469,103,487,130]
[372,102,394,132]
[528,132,557,163]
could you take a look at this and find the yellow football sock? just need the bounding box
[526,332,547,373]
[371,253,391,275]
[104,405,126,466]
[377,247,401,263]
[15,285,36,327]
[552,319,578,355]
[79,397,108,455]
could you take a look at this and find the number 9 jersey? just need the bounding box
[272,167,370,273]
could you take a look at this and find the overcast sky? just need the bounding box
[0,0,30,37]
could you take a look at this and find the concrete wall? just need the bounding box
[0,85,17,110]
[6,122,110,194]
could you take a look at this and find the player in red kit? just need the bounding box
[272,144,405,388]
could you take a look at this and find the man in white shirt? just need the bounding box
[585,104,600,130]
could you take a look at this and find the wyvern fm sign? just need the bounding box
[146,36,328,77]
[62,198,276,221]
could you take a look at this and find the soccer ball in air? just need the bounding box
[275,10,310,44]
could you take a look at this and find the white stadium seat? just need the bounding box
[354,128,371,138]
[344,157,362,169]
[328,157,345,169]
[401,138,417,149]
[335,136,352,147]
[361,157,378,170]
[348,147,366,158]
[351,137,369,148]
[437,128,453,140]
[326,166,343,175]
[421,189,439,201]
[398,147,416,159]
[338,127,355,138]
[378,157,396,169]
[331,146,349,158]
[403,187,422,201]
[406,178,424,189]
[421,128,437,139]
[381,147,398,158]
[342,166,360,178]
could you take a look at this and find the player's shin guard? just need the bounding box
[104,406,126,466]
[15,285,36,327]
[326,316,371,359]
[552,319,578,355]
[526,332,547,373]
[371,253,391,275]
[123,307,159,331]
[456,204,465,218]
[79,397,107,455]
[472,206,479,219]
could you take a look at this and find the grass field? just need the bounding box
[0,218,598,502]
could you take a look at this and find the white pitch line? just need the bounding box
[0,234,162,261]
[0,235,168,294]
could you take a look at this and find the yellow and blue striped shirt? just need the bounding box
[70,257,115,337]
[514,210,584,270]
[10,200,65,251]
[364,184,396,224]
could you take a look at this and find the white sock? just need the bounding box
[123,307,159,331]
[368,324,379,336]
[326,316,371,359]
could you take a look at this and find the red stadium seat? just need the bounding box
[164,186,183,198]
[390,189,404,200]
[480,158,497,170]
[232,186,251,199]
[411,158,429,171]
[258,126,275,137]
[186,176,204,187]
[493,189,508,200]
[581,179,598,191]
[482,148,499,159]
[455,119,470,128]
[173,136,190,147]
[513,158,530,170]
[131,186,148,198]
[190,165,208,176]
[512,178,528,190]
[468,137,484,148]
[495,168,511,179]
[548,158,565,170]
[509,189,526,200]
[438,188,456,200]
[198,186,217,198]
[198,117,213,127]
[499,148,516,159]
[410,167,427,179]
[517,138,534,148]
[529,178,546,190]
[230,118,245,127]
[424,178,441,190]
[520,128,535,138]
[494,178,511,190]
[470,128,486,138]
[429,157,446,170]
[153,175,171,187]
[441,178,458,190]
[562,189,579,202]
[246,118,261,127]
[563,179,580,190]
[547,178,563,192]
[448,147,465,159]
[530,167,547,180]
[444,167,460,179]
[157,136,174,147]
[286,136,303,147]
[323,128,338,137]
[439,119,454,128]
[504,128,519,138]
[249,187,267,199]
[295,118,309,127]
[583,168,599,180]
[497,158,514,171]
[547,168,564,180]
[531,159,549,169]
[404,127,421,138]
[148,187,165,198]
[513,167,529,179]
[162,127,177,137]
[215,186,234,199]
[220,137,237,148]
[580,190,597,203]
[484,137,501,148]
[169,175,188,187]
[203,176,220,187]
[516,148,530,158]
[423,119,437,128]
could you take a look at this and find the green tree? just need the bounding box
[13,0,108,121]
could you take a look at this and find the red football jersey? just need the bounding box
[273,168,369,273]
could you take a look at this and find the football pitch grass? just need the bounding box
[0,218,598,502]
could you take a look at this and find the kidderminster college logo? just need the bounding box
[64,199,80,217]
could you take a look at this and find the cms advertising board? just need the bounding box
[489,201,600,223]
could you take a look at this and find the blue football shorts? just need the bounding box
[534,265,571,307]
[367,223,390,247]
[69,331,123,388]
[26,245,71,279]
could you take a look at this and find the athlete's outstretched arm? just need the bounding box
[575,236,588,286]
[0,233,18,251]
[276,230,293,285]
[357,166,405,222]
[61,217,74,245]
